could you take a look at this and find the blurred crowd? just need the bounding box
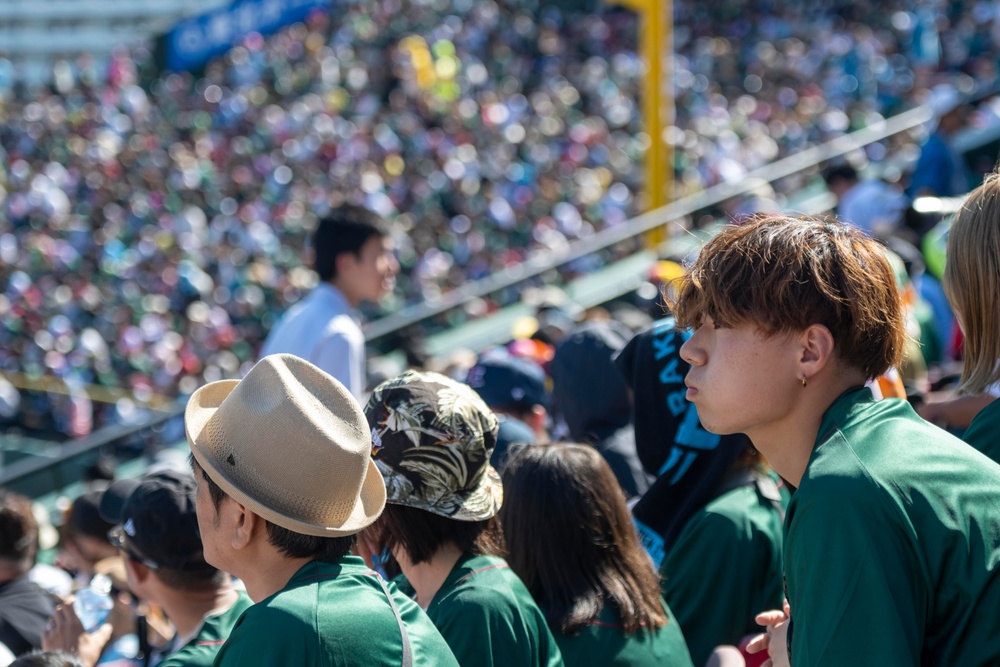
[2,0,999,436]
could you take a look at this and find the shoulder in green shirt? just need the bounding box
[553,600,693,667]
[402,553,563,667]
[660,477,784,667]
[214,557,459,667]
[962,396,1000,464]
[158,592,252,667]
[786,387,1000,666]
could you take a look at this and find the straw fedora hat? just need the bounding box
[186,354,385,537]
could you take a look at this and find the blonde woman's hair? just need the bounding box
[943,172,1000,394]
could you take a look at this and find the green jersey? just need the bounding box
[786,387,1000,665]
[214,557,458,667]
[660,479,784,667]
[552,600,693,667]
[159,592,252,667]
[398,554,563,667]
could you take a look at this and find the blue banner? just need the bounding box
[163,0,329,72]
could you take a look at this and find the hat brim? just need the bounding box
[186,379,386,538]
[380,460,503,522]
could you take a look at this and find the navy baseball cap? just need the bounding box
[466,349,548,411]
[100,470,213,573]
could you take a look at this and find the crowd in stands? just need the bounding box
[3,0,1000,436]
[4,1,1000,662]
[3,200,1000,666]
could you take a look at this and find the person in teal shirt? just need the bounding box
[186,354,459,667]
[671,215,1000,666]
[500,443,694,667]
[939,172,1000,464]
[361,370,563,667]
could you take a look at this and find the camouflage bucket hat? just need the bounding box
[365,370,503,521]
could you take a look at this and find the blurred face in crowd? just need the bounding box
[337,235,398,307]
[65,535,118,577]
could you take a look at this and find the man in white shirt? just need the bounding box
[260,206,398,401]
[823,163,907,239]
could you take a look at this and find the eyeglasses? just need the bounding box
[107,524,161,571]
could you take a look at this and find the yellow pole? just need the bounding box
[607,0,672,247]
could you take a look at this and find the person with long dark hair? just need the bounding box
[500,443,693,667]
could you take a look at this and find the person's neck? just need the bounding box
[157,580,240,639]
[328,279,360,309]
[235,552,316,604]
[748,375,864,488]
[397,543,463,610]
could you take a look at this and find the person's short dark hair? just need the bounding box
[312,205,388,282]
[10,651,85,667]
[65,490,114,545]
[822,163,858,188]
[0,489,37,571]
[195,461,355,563]
[500,444,666,635]
[373,504,504,566]
[671,215,906,380]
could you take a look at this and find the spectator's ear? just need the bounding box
[231,502,261,551]
[798,323,837,381]
[527,405,548,437]
[125,556,150,585]
[335,250,357,279]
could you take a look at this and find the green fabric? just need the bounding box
[399,554,563,667]
[962,397,1000,465]
[659,480,784,667]
[786,387,1000,666]
[913,300,942,366]
[214,557,458,667]
[159,592,252,667]
[552,600,694,667]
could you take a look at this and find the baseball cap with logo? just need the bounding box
[100,470,213,572]
[465,348,547,411]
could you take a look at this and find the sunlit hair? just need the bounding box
[943,173,1000,394]
[499,444,666,636]
[670,214,905,380]
[372,504,505,567]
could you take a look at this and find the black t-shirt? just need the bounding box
[0,576,55,656]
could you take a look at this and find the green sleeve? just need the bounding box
[660,507,761,667]
[784,476,925,665]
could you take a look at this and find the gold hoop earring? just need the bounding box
[801,376,808,388]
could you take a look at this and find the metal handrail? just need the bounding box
[0,100,972,491]
[364,104,935,341]
[0,402,184,487]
